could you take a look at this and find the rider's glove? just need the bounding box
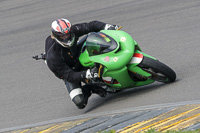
[85,67,98,79]
[104,24,119,30]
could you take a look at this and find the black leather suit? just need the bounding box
[45,21,106,109]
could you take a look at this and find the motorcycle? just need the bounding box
[79,28,176,93]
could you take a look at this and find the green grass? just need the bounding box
[96,129,116,133]
[97,129,200,133]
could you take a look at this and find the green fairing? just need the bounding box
[103,66,135,88]
[80,30,136,69]
[79,47,94,67]
[79,30,157,89]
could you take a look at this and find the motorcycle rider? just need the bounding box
[44,18,119,109]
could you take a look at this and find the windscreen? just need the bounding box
[84,32,118,56]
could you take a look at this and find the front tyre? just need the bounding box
[139,56,176,83]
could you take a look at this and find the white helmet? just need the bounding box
[51,18,75,48]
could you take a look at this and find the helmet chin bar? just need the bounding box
[55,38,71,48]
[52,33,75,48]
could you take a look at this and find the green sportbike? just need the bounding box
[79,29,176,93]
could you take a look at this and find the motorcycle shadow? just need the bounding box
[85,82,177,112]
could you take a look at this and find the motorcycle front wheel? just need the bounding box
[139,56,176,83]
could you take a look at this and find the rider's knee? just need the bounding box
[69,88,88,109]
[72,94,87,109]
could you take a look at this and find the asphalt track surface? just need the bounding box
[0,0,200,131]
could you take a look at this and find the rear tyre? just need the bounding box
[139,56,176,83]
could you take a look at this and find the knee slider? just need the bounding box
[69,88,87,109]
[72,94,86,107]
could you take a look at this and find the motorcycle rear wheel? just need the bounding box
[139,56,176,83]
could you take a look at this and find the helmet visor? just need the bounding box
[56,33,75,48]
